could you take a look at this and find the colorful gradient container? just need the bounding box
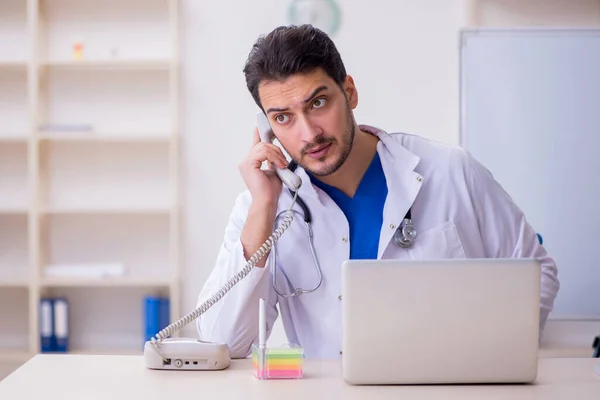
[252,344,304,379]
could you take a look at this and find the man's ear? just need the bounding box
[343,75,358,109]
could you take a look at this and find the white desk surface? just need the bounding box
[0,355,598,399]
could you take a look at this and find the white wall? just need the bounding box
[180,0,600,345]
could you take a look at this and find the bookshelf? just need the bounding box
[0,0,180,361]
[41,60,172,70]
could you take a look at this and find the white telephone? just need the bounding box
[143,112,302,370]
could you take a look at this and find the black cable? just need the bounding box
[287,161,311,224]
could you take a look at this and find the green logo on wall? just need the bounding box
[288,0,341,36]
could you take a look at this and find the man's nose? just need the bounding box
[297,115,322,143]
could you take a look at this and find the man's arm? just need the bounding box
[195,191,279,358]
[462,149,560,336]
[196,125,291,357]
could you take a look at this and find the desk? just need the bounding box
[0,355,598,399]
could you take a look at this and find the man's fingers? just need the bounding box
[266,148,288,169]
[250,142,287,169]
[247,127,288,169]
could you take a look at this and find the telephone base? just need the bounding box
[144,338,231,370]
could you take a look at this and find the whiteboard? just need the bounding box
[459,28,600,320]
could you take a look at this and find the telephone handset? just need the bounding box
[143,112,302,371]
[256,112,302,191]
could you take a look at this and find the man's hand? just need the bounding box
[238,127,288,206]
[238,127,289,267]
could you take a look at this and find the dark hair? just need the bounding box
[243,24,347,109]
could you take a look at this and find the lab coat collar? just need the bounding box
[291,124,422,206]
[360,125,424,258]
[359,124,421,172]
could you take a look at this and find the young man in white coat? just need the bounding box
[195,24,560,359]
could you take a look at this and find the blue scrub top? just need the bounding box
[309,152,388,259]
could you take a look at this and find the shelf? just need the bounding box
[41,206,172,215]
[40,141,170,211]
[0,0,27,66]
[0,134,28,143]
[0,142,29,211]
[0,0,180,359]
[40,60,171,71]
[40,69,170,135]
[0,288,29,353]
[41,0,171,63]
[0,65,28,137]
[0,61,27,70]
[0,278,29,288]
[42,213,171,280]
[41,277,171,288]
[37,287,169,352]
[0,215,29,281]
[0,351,33,363]
[38,131,171,143]
[0,208,28,215]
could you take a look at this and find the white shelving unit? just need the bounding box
[0,0,180,361]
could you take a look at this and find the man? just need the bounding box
[196,24,560,359]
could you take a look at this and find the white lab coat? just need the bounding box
[196,125,560,359]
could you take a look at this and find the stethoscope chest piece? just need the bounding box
[393,215,417,249]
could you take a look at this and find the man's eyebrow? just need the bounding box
[265,86,329,115]
[303,86,328,104]
[265,106,289,114]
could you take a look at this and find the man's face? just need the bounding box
[258,68,358,177]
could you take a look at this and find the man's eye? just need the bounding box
[313,98,327,108]
[275,114,289,124]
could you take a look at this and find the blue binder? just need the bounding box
[53,297,69,352]
[159,297,170,334]
[144,296,161,343]
[39,298,55,352]
[144,296,171,345]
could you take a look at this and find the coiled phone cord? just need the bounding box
[149,190,299,347]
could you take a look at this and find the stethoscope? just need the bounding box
[270,162,417,298]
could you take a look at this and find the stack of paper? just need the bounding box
[44,263,125,278]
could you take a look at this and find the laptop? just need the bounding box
[341,258,541,385]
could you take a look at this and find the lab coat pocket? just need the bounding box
[407,220,466,260]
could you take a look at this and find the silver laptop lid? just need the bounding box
[341,258,541,385]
